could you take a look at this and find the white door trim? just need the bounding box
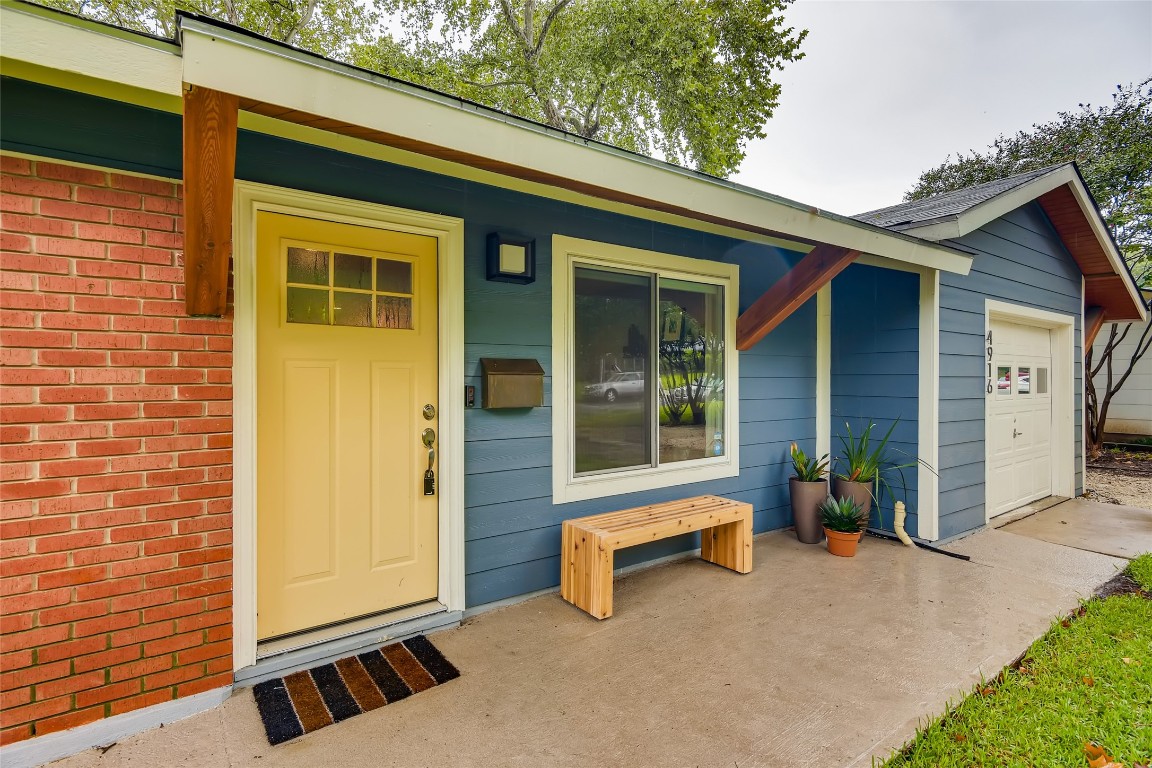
[232,181,465,671]
[983,299,1075,525]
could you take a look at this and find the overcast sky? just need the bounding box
[731,0,1152,216]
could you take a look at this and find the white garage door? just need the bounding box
[987,319,1054,518]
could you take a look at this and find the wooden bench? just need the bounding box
[560,495,753,619]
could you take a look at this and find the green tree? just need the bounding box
[907,79,1152,455]
[38,0,806,178]
[358,0,806,177]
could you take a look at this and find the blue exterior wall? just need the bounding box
[830,264,920,533]
[2,79,819,607]
[937,203,1084,539]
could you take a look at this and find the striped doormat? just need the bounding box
[253,635,459,745]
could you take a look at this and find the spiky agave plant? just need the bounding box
[818,495,864,533]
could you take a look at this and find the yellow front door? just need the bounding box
[256,211,439,640]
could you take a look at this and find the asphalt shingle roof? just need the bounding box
[854,164,1070,230]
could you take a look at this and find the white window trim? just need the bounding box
[551,235,740,504]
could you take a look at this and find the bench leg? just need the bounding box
[561,526,615,619]
[700,515,753,574]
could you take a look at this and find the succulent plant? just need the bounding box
[818,495,864,533]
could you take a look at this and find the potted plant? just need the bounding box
[819,495,864,557]
[832,419,918,537]
[788,442,829,544]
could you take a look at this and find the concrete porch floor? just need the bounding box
[51,529,1126,768]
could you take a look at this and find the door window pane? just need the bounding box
[333,292,372,327]
[376,296,413,329]
[287,247,329,285]
[573,267,652,474]
[1036,367,1048,394]
[1017,366,1031,395]
[376,259,412,294]
[996,366,1012,396]
[658,278,724,462]
[286,287,329,325]
[333,253,372,290]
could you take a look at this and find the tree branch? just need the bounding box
[285,0,320,45]
[498,0,533,54]
[533,0,572,58]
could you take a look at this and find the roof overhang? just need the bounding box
[889,165,1146,323]
[0,1,973,278]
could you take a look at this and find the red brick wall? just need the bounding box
[0,155,233,745]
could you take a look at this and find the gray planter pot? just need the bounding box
[789,477,828,544]
[832,477,873,534]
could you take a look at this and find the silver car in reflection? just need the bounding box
[583,372,645,403]
[669,375,724,405]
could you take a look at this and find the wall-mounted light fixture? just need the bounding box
[486,233,535,284]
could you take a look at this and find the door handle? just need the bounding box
[422,428,436,496]
[1013,429,1023,438]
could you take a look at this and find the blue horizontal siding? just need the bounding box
[829,264,921,531]
[2,78,849,607]
[937,203,1084,535]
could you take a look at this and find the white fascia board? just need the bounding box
[899,166,1144,319]
[178,22,972,275]
[0,2,181,97]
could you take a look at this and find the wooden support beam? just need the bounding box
[1084,305,1106,350]
[183,85,238,317]
[736,245,859,350]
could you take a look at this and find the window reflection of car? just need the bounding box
[997,373,1029,392]
[668,375,724,405]
[583,372,645,403]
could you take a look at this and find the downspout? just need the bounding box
[893,501,915,547]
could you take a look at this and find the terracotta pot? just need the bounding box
[824,528,860,557]
[789,477,828,544]
[832,477,873,538]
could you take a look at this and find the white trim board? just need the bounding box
[231,181,465,671]
[550,235,740,504]
[893,166,1144,323]
[0,687,231,768]
[917,268,941,540]
[177,20,970,274]
[0,3,971,275]
[0,2,181,96]
[815,284,832,461]
[983,299,1077,525]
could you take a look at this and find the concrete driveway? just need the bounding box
[997,497,1152,559]
[50,529,1125,768]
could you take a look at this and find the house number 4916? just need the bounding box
[985,330,994,394]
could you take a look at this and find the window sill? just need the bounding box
[552,457,739,504]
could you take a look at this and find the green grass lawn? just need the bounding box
[884,554,1152,767]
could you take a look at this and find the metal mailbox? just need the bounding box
[480,358,545,409]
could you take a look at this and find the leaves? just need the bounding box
[1084,741,1120,768]
[361,0,807,176]
[38,0,807,177]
